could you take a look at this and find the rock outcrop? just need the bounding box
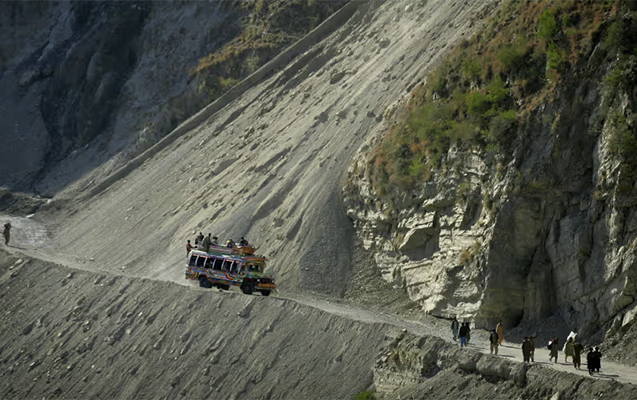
[375,332,637,400]
[343,13,637,338]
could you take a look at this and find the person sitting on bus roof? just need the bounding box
[239,237,248,246]
[212,236,218,245]
[195,232,204,245]
[226,239,235,248]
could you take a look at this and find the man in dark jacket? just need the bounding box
[451,317,459,341]
[522,337,533,363]
[573,340,584,369]
[489,329,499,355]
[458,323,469,348]
[587,348,595,375]
[591,347,602,373]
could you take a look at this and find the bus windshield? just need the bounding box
[247,263,263,273]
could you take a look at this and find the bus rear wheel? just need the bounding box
[260,290,271,297]
[199,276,211,289]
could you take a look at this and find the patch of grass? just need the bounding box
[538,8,558,40]
[354,390,376,400]
[192,0,347,100]
[369,0,630,196]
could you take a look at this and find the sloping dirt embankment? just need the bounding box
[4,249,637,400]
[0,249,391,399]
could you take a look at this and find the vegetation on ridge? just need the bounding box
[192,0,346,99]
[369,0,637,195]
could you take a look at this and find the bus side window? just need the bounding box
[212,258,221,270]
[196,256,206,268]
[239,264,246,275]
[189,256,198,267]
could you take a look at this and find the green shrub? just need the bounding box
[546,41,566,72]
[354,390,376,400]
[498,40,528,71]
[538,9,558,39]
[462,58,482,81]
[604,19,625,51]
[485,109,517,144]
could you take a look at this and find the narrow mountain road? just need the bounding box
[2,213,637,386]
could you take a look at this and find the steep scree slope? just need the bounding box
[37,0,499,297]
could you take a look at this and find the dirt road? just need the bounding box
[3,213,637,388]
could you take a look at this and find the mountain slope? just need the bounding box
[37,0,499,297]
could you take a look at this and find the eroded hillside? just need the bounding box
[343,0,637,340]
[30,0,500,298]
[0,0,344,193]
[0,250,387,399]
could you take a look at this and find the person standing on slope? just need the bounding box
[489,329,499,355]
[3,222,11,245]
[186,240,192,256]
[496,320,505,345]
[522,337,533,363]
[451,317,460,341]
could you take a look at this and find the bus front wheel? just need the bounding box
[241,282,254,295]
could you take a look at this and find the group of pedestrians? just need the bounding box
[449,318,604,376]
[450,317,472,347]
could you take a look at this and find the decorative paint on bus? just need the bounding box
[185,250,276,296]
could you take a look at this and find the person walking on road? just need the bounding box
[458,322,469,348]
[529,335,536,362]
[549,338,559,363]
[489,329,499,355]
[564,337,575,363]
[573,339,584,369]
[451,317,459,341]
[3,222,11,246]
[496,320,504,345]
[590,347,602,374]
[522,337,533,363]
[465,322,471,345]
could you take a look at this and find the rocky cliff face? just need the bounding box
[0,1,342,194]
[0,1,230,192]
[343,3,637,339]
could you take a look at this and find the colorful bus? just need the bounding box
[185,249,276,296]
